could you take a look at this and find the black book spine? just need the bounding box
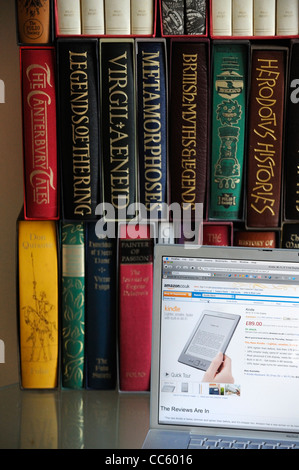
[136,39,168,220]
[100,39,138,222]
[57,39,100,220]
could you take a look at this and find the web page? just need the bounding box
[158,257,299,432]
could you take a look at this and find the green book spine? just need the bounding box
[209,43,248,220]
[61,222,85,389]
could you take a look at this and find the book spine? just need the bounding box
[185,0,207,35]
[85,222,117,389]
[169,40,209,221]
[161,0,185,35]
[61,222,85,389]
[276,0,299,36]
[136,39,168,220]
[118,225,153,391]
[17,0,51,44]
[57,39,100,220]
[232,0,253,36]
[81,0,105,35]
[253,0,276,36]
[100,39,137,221]
[18,220,59,389]
[212,0,232,36]
[56,0,81,35]
[131,0,154,35]
[21,47,58,220]
[234,230,276,247]
[246,48,286,228]
[209,43,248,220]
[284,41,299,220]
[281,223,299,248]
[203,223,231,245]
[104,0,131,35]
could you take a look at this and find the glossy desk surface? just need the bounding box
[0,384,150,449]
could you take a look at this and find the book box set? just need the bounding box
[14,0,299,392]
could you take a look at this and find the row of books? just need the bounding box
[211,0,299,37]
[20,38,299,229]
[17,212,299,391]
[16,0,299,45]
[56,0,155,37]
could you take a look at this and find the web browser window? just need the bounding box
[159,256,299,432]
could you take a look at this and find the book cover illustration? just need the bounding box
[61,223,85,389]
[17,0,51,43]
[210,44,247,220]
[18,220,59,389]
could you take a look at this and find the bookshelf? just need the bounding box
[3,0,299,449]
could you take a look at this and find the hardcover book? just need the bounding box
[18,220,59,389]
[81,0,105,35]
[131,0,154,36]
[185,0,206,35]
[276,0,299,36]
[136,39,168,220]
[56,0,81,35]
[161,0,184,35]
[246,47,287,228]
[253,0,275,36]
[17,0,51,44]
[118,224,154,391]
[212,0,232,36]
[100,39,138,221]
[234,230,276,248]
[85,222,117,390]
[232,0,253,36]
[281,223,299,249]
[202,223,231,245]
[61,222,85,389]
[169,39,209,221]
[21,47,58,220]
[209,42,248,220]
[57,39,100,220]
[284,41,299,220]
[104,0,131,35]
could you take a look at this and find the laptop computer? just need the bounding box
[143,244,299,449]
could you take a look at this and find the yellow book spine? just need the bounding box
[18,221,59,389]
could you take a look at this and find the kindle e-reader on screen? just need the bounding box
[178,310,240,371]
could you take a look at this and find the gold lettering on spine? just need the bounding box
[181,53,198,210]
[26,63,55,205]
[142,50,163,211]
[69,51,92,216]
[107,52,130,209]
[250,59,280,216]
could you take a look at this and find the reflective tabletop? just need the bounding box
[0,384,150,449]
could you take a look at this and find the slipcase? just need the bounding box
[209,0,299,39]
[135,38,170,222]
[244,44,289,231]
[19,46,60,221]
[159,0,208,37]
[54,0,157,38]
[169,37,210,223]
[207,40,250,224]
[202,221,234,245]
[15,0,55,45]
[16,207,61,390]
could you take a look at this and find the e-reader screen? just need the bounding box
[178,310,240,371]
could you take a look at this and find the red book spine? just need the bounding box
[21,47,58,219]
[203,223,231,246]
[118,225,153,392]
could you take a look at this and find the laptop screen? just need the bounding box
[158,253,299,433]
